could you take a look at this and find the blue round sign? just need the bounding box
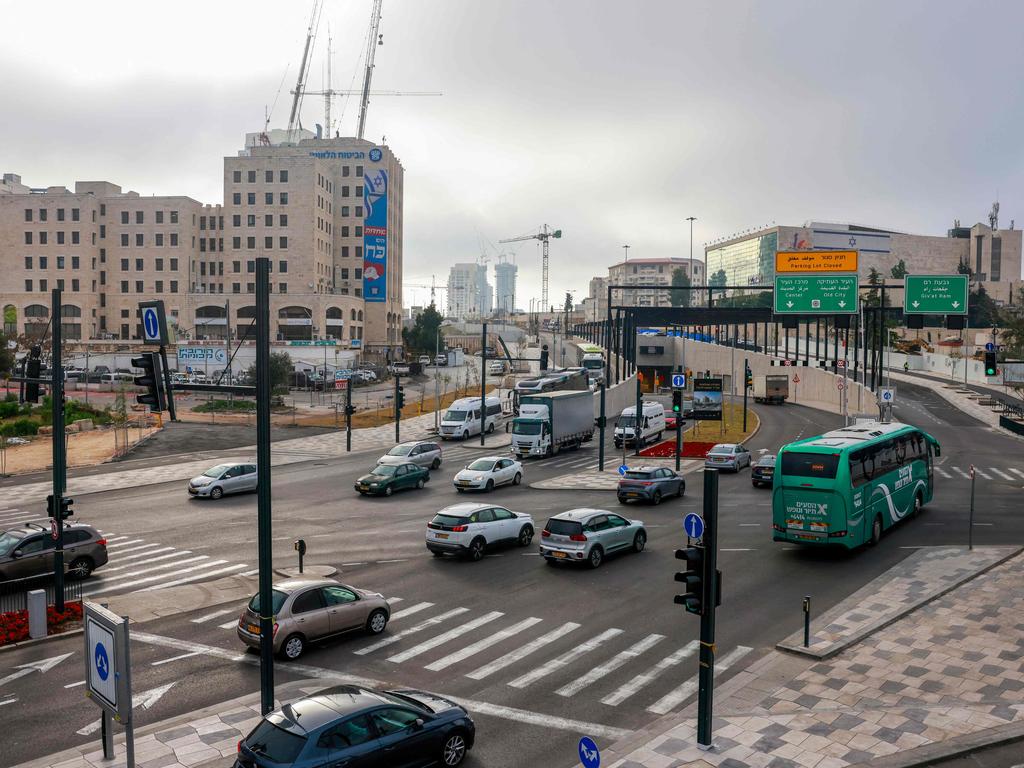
[578,737,600,768]
[684,512,705,540]
[618,464,629,476]
[143,308,159,340]
[369,147,383,162]
[94,641,110,681]
[985,342,995,352]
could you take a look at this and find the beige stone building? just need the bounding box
[0,133,405,360]
[606,257,705,309]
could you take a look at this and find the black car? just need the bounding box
[235,685,475,768]
[751,454,777,487]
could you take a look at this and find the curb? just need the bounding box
[777,546,1024,659]
[847,720,1024,768]
[0,626,83,654]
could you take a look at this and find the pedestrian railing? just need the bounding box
[0,574,83,614]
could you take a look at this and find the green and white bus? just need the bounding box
[771,421,941,549]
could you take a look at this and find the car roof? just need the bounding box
[273,577,338,593]
[437,502,493,515]
[276,686,402,732]
[3,522,96,537]
[549,508,612,521]
[467,455,507,462]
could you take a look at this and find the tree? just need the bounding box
[246,351,293,395]
[564,292,573,314]
[670,267,692,307]
[0,332,13,375]
[890,259,908,279]
[709,269,727,288]
[957,258,973,276]
[1000,311,1024,359]
[864,267,883,307]
[401,305,444,357]
[968,283,1000,328]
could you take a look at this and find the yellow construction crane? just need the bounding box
[499,225,562,310]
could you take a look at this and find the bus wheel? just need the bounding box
[913,493,924,517]
[869,515,882,546]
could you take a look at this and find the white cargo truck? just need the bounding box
[753,374,789,404]
[614,402,666,448]
[512,390,594,457]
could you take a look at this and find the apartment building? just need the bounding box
[606,257,705,308]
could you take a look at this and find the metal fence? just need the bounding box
[0,574,83,614]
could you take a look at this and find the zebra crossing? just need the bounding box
[934,465,1024,482]
[199,594,753,715]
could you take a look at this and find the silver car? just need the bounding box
[377,441,443,469]
[704,443,752,472]
[539,509,646,569]
[188,462,258,499]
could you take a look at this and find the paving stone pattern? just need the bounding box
[610,552,1024,768]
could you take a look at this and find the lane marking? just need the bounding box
[0,698,16,707]
[935,468,952,478]
[721,548,755,552]
[387,611,504,664]
[556,634,666,698]
[738,523,761,527]
[218,620,239,629]
[602,641,698,706]
[975,469,993,480]
[952,467,971,479]
[64,680,86,688]
[353,608,469,656]
[151,651,201,666]
[191,608,237,624]
[647,646,752,715]
[466,622,581,680]
[240,568,260,576]
[426,617,543,672]
[508,628,624,689]
[1009,468,1024,479]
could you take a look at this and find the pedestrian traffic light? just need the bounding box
[396,385,405,411]
[674,546,705,615]
[672,389,683,414]
[745,365,753,389]
[46,494,74,520]
[984,351,997,377]
[131,352,165,412]
[345,404,356,416]
[24,345,42,403]
[540,345,549,371]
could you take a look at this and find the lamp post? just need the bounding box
[622,244,630,262]
[686,216,697,304]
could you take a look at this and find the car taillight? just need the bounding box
[272,622,279,637]
[772,523,786,532]
[237,740,243,754]
[640,481,652,486]
[451,525,468,532]
[541,529,551,537]
[427,522,440,530]
[96,538,107,546]
[570,534,587,542]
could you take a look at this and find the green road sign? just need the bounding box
[774,274,858,314]
[904,274,968,314]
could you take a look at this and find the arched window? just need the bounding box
[24,304,48,318]
[3,304,17,336]
[60,304,82,318]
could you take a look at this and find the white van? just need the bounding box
[440,396,503,440]
[614,402,666,448]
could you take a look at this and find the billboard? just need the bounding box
[1002,362,1024,386]
[692,377,724,421]
[363,166,388,302]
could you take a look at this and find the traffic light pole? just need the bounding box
[634,371,643,457]
[742,357,749,433]
[346,377,353,452]
[480,322,487,447]
[51,289,67,612]
[697,468,719,749]
[255,258,274,715]
[158,345,177,421]
[598,382,606,472]
[394,375,401,444]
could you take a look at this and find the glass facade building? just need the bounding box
[705,230,778,296]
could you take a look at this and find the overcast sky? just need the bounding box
[4,0,1023,307]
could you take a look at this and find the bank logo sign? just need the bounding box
[369,147,383,162]
[363,169,388,303]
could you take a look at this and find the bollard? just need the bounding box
[27,588,47,639]
[802,595,811,647]
[294,539,306,574]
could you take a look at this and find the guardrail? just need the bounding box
[0,574,83,614]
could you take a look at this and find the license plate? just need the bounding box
[626,492,639,497]
[358,484,368,490]
[795,534,817,541]
[435,533,449,539]
[247,623,260,634]
[457,481,471,486]
[552,551,568,559]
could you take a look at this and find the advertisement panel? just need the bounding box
[692,378,724,421]
[177,347,227,364]
[1001,362,1024,386]
[363,167,388,302]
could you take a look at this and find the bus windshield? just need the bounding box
[780,452,840,479]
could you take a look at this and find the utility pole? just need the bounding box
[598,382,606,472]
[51,289,67,612]
[345,377,353,452]
[697,469,720,747]
[255,258,274,715]
[480,321,487,447]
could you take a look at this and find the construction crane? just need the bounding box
[286,0,324,141]
[500,224,562,311]
[357,0,385,140]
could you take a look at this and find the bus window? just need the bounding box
[780,452,840,479]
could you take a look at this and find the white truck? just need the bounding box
[512,390,594,457]
[614,402,666,448]
[753,374,789,405]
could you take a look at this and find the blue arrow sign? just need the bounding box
[94,641,110,681]
[142,308,160,341]
[671,373,686,389]
[617,465,629,476]
[985,342,995,352]
[683,512,705,540]
[578,737,600,768]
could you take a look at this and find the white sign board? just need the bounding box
[879,388,895,404]
[177,347,227,364]
[86,616,117,710]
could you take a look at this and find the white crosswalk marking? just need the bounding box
[218,620,239,629]
[952,466,971,479]
[191,608,236,624]
[83,556,213,594]
[142,564,247,591]
[990,468,1014,480]
[107,543,167,557]
[601,641,698,706]
[104,539,145,549]
[353,608,469,656]
[508,628,624,689]
[386,611,504,664]
[389,602,434,621]
[102,549,181,571]
[426,617,543,672]
[975,468,993,480]
[466,621,582,680]
[935,468,952,478]
[1010,468,1024,479]
[555,633,665,697]
[646,645,752,715]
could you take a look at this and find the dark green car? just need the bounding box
[354,462,430,497]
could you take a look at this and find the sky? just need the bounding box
[4,0,1024,308]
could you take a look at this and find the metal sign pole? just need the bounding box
[598,382,606,472]
[697,468,719,749]
[123,615,135,768]
[255,258,275,715]
[480,321,487,447]
[51,288,66,612]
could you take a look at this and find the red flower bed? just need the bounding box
[0,601,83,646]
[638,440,717,458]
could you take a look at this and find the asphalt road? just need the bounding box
[3,384,1023,767]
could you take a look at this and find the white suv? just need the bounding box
[425,503,534,561]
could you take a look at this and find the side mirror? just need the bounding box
[413,718,425,730]
[11,550,22,559]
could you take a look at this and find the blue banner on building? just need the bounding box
[363,167,388,302]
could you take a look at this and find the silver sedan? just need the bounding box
[704,443,752,472]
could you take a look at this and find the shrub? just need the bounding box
[1,418,39,437]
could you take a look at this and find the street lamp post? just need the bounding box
[686,216,697,304]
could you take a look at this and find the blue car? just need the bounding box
[235,685,475,768]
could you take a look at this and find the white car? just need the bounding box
[453,456,523,492]
[356,369,377,382]
[425,502,535,561]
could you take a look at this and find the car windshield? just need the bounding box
[758,455,777,466]
[710,445,734,454]
[781,452,840,479]
[372,465,398,476]
[583,360,603,370]
[248,589,287,615]
[546,518,584,536]
[443,410,468,422]
[467,459,496,471]
[513,421,542,435]
[623,470,654,479]
[244,720,307,763]
[202,465,229,478]
[0,531,24,554]
[431,513,470,527]
[618,416,636,428]
[387,445,413,456]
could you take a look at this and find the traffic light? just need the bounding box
[345,404,356,416]
[396,384,405,411]
[672,389,683,414]
[745,365,753,389]
[984,351,998,377]
[24,345,42,403]
[131,352,165,412]
[46,494,74,520]
[539,345,549,371]
[674,546,705,615]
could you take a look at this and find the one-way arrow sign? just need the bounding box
[0,652,73,690]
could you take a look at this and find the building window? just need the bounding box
[199,216,206,230]
[155,258,163,271]
[156,210,164,224]
[233,170,241,183]
[120,280,128,293]
[355,268,362,279]
[135,258,143,271]
[342,166,350,177]
[72,208,80,222]
[39,209,47,222]
[72,256,79,269]
[265,236,273,249]
[120,211,129,224]
[247,192,256,205]
[155,280,163,293]
[24,208,32,222]
[56,231,65,245]
[232,236,241,249]
[279,236,288,249]
[279,260,287,273]
[233,214,241,227]
[39,256,47,269]
[355,226,362,236]
[24,279,32,291]
[134,280,142,292]
[264,169,273,183]
[57,208,65,222]
[280,192,288,205]
[247,261,255,273]
[279,283,287,293]
[135,211,143,224]
[355,246,362,259]
[100,204,106,216]
[356,165,363,176]
[24,232,32,245]
[170,280,178,292]
[280,214,288,226]
[247,237,255,249]
[24,256,32,269]
[355,185,363,197]
[120,233,129,247]
[340,268,349,280]
[56,279,64,290]
[135,233,144,247]
[232,283,240,293]
[38,279,47,291]
[100,224,106,239]
[72,278,79,291]
[247,170,256,183]
[341,246,349,258]
[247,214,256,227]
[265,214,273,227]
[356,206,363,217]
[170,258,178,270]
[342,185,350,197]
[200,262,206,276]
[170,233,178,246]
[341,226,350,237]
[232,193,241,205]
[120,258,129,271]
[279,170,288,182]
[231,260,240,272]
[72,231,80,245]
[155,233,163,246]
[56,256,65,269]
[265,192,273,205]
[200,239,207,253]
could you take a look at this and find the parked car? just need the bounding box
[377,441,443,470]
[236,578,390,660]
[355,369,378,382]
[434,353,448,366]
[354,462,430,496]
[751,453,777,487]
[539,509,646,569]
[617,466,685,505]
[188,462,258,499]
[425,502,534,560]
[234,685,475,767]
[487,360,506,376]
[453,457,523,492]
[704,443,752,472]
[418,354,432,366]
[0,522,108,580]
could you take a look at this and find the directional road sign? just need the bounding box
[138,300,169,345]
[84,602,131,721]
[683,512,705,540]
[774,274,858,314]
[671,373,686,389]
[578,737,600,768]
[618,464,629,476]
[879,388,895,403]
[904,275,968,315]
[775,249,858,273]
[836,380,845,391]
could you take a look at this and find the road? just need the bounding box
[3,382,1023,766]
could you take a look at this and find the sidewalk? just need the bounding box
[604,547,1024,768]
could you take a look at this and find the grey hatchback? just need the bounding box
[539,509,646,569]
[377,441,443,470]
[617,466,685,505]
[0,522,108,580]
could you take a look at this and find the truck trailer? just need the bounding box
[753,374,789,404]
[511,389,594,457]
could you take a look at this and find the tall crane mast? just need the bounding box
[287,0,324,141]
[357,0,385,140]
[499,225,562,311]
